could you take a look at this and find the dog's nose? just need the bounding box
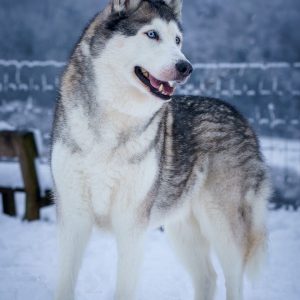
[176,60,193,77]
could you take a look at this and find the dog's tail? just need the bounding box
[245,230,267,282]
[244,178,271,282]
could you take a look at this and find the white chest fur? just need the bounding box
[82,109,160,222]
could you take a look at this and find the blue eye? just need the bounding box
[146,30,159,40]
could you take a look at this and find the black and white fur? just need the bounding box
[51,1,271,299]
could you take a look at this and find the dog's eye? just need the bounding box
[176,36,181,45]
[145,30,159,40]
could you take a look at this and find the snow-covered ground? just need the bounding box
[0,196,300,300]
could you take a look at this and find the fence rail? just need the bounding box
[1,60,300,96]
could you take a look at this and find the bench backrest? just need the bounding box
[0,131,38,158]
[0,131,52,220]
[0,130,40,198]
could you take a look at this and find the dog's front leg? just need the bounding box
[55,207,93,300]
[113,222,146,300]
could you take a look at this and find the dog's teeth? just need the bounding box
[142,70,149,78]
[159,84,164,92]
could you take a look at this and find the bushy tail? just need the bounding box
[245,230,268,282]
[244,178,271,282]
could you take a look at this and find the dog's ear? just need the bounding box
[111,0,142,13]
[164,0,182,19]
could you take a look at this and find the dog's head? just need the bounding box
[90,0,192,104]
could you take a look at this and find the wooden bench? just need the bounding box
[0,130,52,221]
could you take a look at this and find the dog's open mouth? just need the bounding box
[134,66,175,100]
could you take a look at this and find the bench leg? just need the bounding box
[24,193,40,221]
[2,190,16,216]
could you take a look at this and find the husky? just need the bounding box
[51,0,271,299]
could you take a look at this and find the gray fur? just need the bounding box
[153,96,268,213]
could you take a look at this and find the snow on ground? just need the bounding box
[0,195,300,300]
[0,161,52,195]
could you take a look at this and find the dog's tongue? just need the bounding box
[163,83,174,95]
[149,74,174,95]
[149,75,161,89]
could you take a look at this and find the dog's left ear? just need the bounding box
[164,0,183,19]
[111,0,142,13]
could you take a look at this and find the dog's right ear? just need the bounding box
[111,0,142,13]
[163,0,182,19]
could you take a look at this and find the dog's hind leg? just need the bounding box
[213,231,244,300]
[193,192,246,300]
[165,213,216,300]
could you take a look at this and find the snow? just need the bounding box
[0,121,15,130]
[193,62,293,70]
[0,59,65,68]
[0,161,51,193]
[0,196,300,300]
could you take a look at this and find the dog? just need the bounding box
[51,0,271,299]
